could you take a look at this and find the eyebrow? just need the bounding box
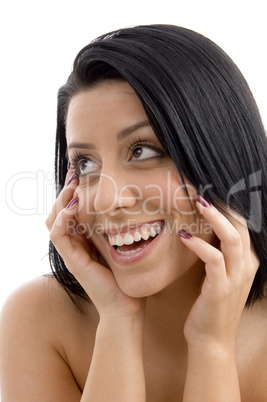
[67,120,150,153]
[116,120,150,141]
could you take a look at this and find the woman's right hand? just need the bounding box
[46,171,146,401]
[45,170,145,321]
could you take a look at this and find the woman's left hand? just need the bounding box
[181,196,260,349]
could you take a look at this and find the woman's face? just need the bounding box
[66,80,215,297]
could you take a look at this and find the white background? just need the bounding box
[1,0,266,311]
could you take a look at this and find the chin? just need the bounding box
[113,268,176,298]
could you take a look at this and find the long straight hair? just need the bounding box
[49,25,267,307]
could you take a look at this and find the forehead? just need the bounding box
[66,81,148,143]
[67,81,144,121]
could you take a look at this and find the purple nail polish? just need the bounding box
[67,196,79,209]
[194,194,210,208]
[67,172,78,186]
[178,230,192,239]
[67,161,71,171]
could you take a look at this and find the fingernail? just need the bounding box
[178,230,192,239]
[67,196,79,208]
[67,161,71,171]
[194,194,210,208]
[67,172,78,186]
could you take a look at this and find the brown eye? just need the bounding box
[133,147,143,158]
[79,159,99,175]
[132,145,160,160]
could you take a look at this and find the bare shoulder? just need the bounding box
[0,275,99,400]
[0,275,98,339]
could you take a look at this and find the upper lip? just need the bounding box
[103,220,165,236]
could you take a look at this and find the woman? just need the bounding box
[1,25,267,401]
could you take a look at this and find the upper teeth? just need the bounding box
[108,224,162,247]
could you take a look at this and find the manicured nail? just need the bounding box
[67,161,71,171]
[178,230,192,239]
[67,172,78,186]
[194,194,210,208]
[67,196,79,208]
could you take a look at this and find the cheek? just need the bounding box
[150,176,214,240]
[140,173,197,218]
[133,172,170,214]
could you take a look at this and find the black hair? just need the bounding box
[49,24,267,307]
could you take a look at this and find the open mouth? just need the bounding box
[107,221,165,256]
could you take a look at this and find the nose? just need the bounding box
[93,171,138,216]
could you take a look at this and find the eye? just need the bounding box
[132,145,160,160]
[70,151,100,177]
[78,158,99,175]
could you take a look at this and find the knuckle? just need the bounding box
[45,216,51,230]
[229,230,241,247]
[246,258,259,279]
[211,249,224,265]
[245,270,254,283]
[45,214,56,231]
[250,245,260,270]
[49,229,56,243]
[242,270,255,289]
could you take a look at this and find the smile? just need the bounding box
[105,221,165,259]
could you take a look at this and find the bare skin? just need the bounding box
[1,81,266,401]
[1,276,267,401]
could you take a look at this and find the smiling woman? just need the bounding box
[63,81,213,299]
[1,24,267,401]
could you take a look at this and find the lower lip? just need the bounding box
[106,225,165,266]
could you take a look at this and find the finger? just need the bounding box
[194,197,246,275]
[46,171,79,231]
[222,208,250,249]
[49,197,118,305]
[195,200,244,246]
[49,196,92,270]
[224,208,260,275]
[250,242,260,275]
[178,231,227,284]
